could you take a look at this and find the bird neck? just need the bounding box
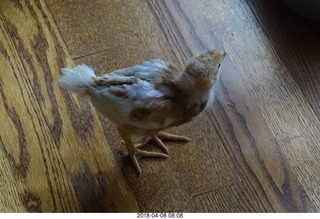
[175,73,210,105]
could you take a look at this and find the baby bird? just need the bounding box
[58,50,225,174]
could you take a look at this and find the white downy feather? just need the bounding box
[58,64,96,96]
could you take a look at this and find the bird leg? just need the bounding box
[119,130,168,174]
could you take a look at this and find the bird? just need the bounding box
[58,50,226,174]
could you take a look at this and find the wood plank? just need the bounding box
[0,145,25,212]
[182,0,320,210]
[0,8,80,211]
[195,183,265,212]
[47,0,180,64]
[47,0,116,59]
[208,59,316,212]
[0,0,138,212]
[247,0,320,119]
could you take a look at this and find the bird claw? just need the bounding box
[158,131,191,142]
[130,149,169,174]
[153,131,191,154]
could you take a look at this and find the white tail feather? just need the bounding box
[58,64,96,96]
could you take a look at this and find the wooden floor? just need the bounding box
[0,0,320,212]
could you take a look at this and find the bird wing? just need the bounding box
[100,59,169,80]
[90,59,182,131]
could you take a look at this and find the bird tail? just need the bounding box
[58,64,96,96]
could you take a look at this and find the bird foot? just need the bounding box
[152,131,191,154]
[130,148,169,174]
[120,131,190,174]
[121,131,190,154]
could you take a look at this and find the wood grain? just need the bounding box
[0,147,25,212]
[186,0,320,209]
[195,183,265,212]
[1,0,320,212]
[206,62,316,212]
[0,7,80,211]
[247,0,320,119]
[0,0,138,212]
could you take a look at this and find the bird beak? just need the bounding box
[218,51,226,62]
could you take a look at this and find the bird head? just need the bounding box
[184,50,226,90]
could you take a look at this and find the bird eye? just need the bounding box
[218,64,221,69]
